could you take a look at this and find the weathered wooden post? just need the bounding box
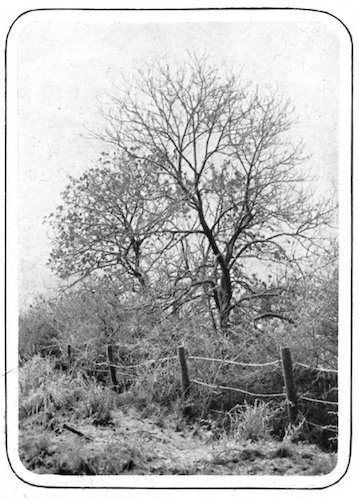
[65,344,72,372]
[107,344,119,392]
[281,347,298,424]
[178,346,190,397]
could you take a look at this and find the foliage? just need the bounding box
[18,267,338,441]
[19,297,63,361]
[46,153,170,290]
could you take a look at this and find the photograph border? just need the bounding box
[4,6,353,491]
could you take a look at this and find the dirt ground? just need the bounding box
[19,407,337,476]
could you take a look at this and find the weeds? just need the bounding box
[19,356,84,423]
[19,354,115,426]
[270,444,294,458]
[80,385,115,425]
[225,401,272,442]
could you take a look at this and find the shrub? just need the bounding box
[18,265,338,432]
[19,297,63,361]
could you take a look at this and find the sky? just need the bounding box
[11,10,347,308]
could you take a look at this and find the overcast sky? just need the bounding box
[12,10,346,307]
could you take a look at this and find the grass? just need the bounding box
[18,352,338,476]
[306,454,337,475]
[225,401,272,442]
[19,354,118,426]
[19,356,84,423]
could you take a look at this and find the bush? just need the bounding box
[19,297,63,361]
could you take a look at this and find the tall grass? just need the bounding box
[19,355,117,425]
[225,401,272,442]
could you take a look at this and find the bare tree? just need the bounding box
[99,57,334,330]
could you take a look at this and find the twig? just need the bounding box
[63,423,92,441]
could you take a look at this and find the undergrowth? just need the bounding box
[18,280,338,456]
[19,355,118,425]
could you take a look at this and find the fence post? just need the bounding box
[107,344,119,392]
[281,347,298,424]
[178,346,190,397]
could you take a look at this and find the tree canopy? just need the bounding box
[48,58,336,331]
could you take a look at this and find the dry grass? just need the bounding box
[20,356,83,422]
[225,401,272,442]
[19,355,118,425]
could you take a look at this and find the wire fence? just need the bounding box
[177,346,338,435]
[299,395,338,406]
[54,341,338,435]
[67,343,338,412]
[192,379,286,398]
[185,353,337,407]
[188,355,280,368]
[69,344,177,373]
[295,361,338,374]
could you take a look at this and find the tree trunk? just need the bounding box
[218,285,232,331]
[213,258,233,331]
[131,237,149,289]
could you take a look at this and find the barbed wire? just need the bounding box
[299,395,338,406]
[192,379,286,398]
[295,362,338,374]
[121,356,178,368]
[303,418,338,432]
[75,355,177,371]
[74,358,133,377]
[20,345,339,417]
[189,355,280,368]
[68,344,177,370]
